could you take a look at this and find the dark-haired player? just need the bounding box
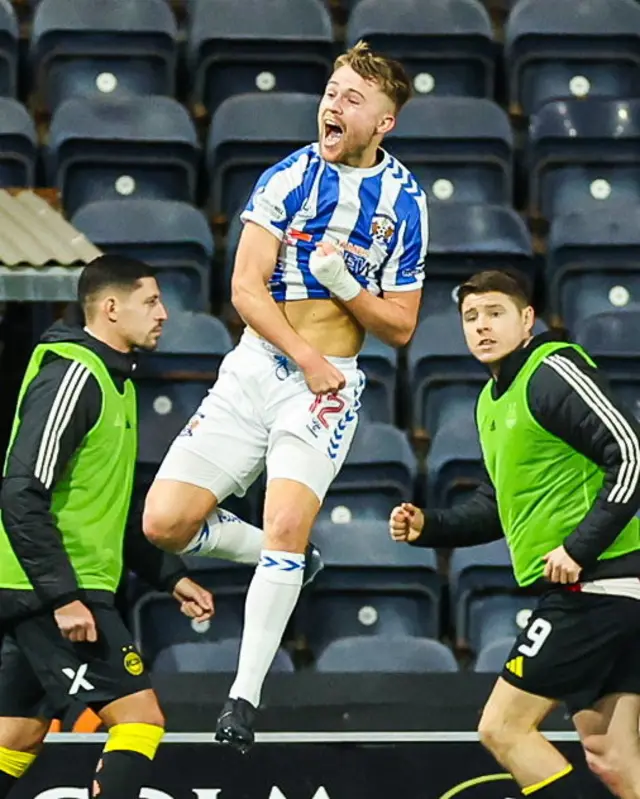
[0,255,213,798]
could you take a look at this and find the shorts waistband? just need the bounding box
[239,330,359,370]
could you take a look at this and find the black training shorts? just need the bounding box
[501,586,640,715]
[0,604,151,719]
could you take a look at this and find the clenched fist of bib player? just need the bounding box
[389,502,425,543]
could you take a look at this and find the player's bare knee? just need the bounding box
[100,690,166,730]
[143,487,212,552]
[263,505,311,552]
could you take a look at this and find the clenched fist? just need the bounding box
[389,502,425,543]
[309,242,361,302]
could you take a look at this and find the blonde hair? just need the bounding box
[333,41,412,113]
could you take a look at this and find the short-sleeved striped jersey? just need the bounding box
[240,143,428,302]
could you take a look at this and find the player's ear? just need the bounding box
[377,113,395,137]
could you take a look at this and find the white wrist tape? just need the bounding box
[309,249,362,302]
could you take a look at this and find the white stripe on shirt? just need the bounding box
[545,354,640,504]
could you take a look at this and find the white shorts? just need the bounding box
[155,330,366,502]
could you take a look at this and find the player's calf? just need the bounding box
[0,717,48,798]
[478,679,585,798]
[92,689,165,799]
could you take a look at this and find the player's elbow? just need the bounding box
[387,324,414,348]
[230,274,253,316]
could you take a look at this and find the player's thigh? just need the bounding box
[501,590,629,716]
[146,365,268,541]
[268,363,366,501]
[479,676,559,741]
[0,634,53,751]
[13,606,154,718]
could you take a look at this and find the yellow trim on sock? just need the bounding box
[0,745,36,778]
[522,764,573,795]
[103,723,164,761]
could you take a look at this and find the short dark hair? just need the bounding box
[77,255,154,311]
[457,269,533,313]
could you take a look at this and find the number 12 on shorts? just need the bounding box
[517,618,552,657]
[309,394,345,428]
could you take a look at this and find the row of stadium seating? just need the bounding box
[3,0,640,118]
[4,91,640,221]
[126,512,640,675]
[4,91,640,220]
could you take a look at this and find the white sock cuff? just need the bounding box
[257,550,305,584]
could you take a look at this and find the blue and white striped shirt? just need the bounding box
[241,144,428,302]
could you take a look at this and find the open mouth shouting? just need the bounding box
[323,118,344,149]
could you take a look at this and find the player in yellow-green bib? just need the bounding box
[0,256,213,799]
[390,270,640,799]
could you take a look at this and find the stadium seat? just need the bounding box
[505,0,640,117]
[546,207,640,329]
[301,519,440,651]
[132,584,245,664]
[425,204,535,295]
[152,640,295,673]
[425,405,485,507]
[71,199,214,312]
[408,312,486,436]
[320,422,418,522]
[466,594,534,655]
[574,308,640,421]
[528,99,640,221]
[46,96,200,215]
[474,636,515,673]
[0,1,17,98]
[385,97,513,206]
[134,312,232,477]
[30,0,178,113]
[188,0,333,115]
[346,0,495,99]
[449,539,520,647]
[358,334,398,424]
[0,99,37,187]
[314,636,459,672]
[206,92,318,221]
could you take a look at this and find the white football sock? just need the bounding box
[179,507,263,564]
[229,550,305,708]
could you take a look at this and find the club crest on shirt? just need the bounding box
[370,214,395,246]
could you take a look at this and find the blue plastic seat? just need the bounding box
[474,636,515,673]
[426,405,485,507]
[449,539,520,647]
[206,92,318,221]
[574,308,640,420]
[152,640,294,673]
[386,97,513,206]
[314,636,458,672]
[46,96,200,215]
[30,0,178,113]
[346,0,495,98]
[71,199,213,312]
[427,203,535,284]
[467,595,534,654]
[188,0,332,115]
[528,99,640,221]
[546,207,640,327]
[302,520,440,650]
[0,1,17,98]
[358,335,398,424]
[505,0,640,116]
[408,312,486,436]
[0,99,37,187]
